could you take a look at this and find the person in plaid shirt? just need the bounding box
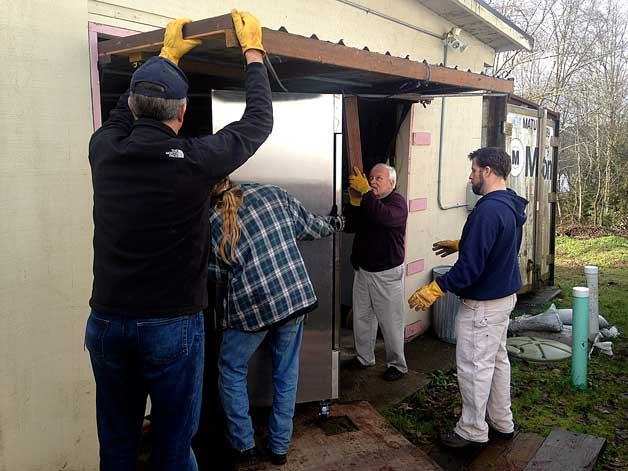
[207,177,343,466]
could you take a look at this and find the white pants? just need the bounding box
[454,294,516,443]
[352,265,408,373]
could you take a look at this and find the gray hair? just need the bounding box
[128,93,186,121]
[372,163,397,186]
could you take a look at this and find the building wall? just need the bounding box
[0,1,97,470]
[0,1,494,469]
[87,0,494,71]
[400,96,484,338]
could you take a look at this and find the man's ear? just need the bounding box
[177,101,187,123]
[127,96,137,119]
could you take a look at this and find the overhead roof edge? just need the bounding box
[418,0,534,52]
[99,14,515,95]
[475,0,534,51]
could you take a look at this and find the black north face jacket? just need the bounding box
[88,62,272,317]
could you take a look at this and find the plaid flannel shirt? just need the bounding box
[208,183,344,331]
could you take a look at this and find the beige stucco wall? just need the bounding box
[87,0,494,70]
[0,1,495,469]
[0,1,97,470]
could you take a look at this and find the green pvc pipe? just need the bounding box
[571,287,590,390]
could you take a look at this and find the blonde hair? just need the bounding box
[211,178,244,264]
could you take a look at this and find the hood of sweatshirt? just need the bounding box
[476,189,528,227]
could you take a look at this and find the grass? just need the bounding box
[384,236,628,469]
[555,235,628,268]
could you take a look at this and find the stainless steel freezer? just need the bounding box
[211,91,343,405]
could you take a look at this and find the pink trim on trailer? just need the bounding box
[406,259,424,276]
[404,319,427,339]
[88,22,138,130]
[88,23,139,37]
[411,131,431,146]
[408,198,427,212]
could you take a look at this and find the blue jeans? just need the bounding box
[219,316,304,455]
[85,310,204,471]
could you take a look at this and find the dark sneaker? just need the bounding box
[488,423,515,440]
[270,451,288,465]
[232,446,258,465]
[440,430,487,449]
[347,357,372,369]
[382,366,405,381]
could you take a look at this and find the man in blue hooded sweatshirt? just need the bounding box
[408,147,528,448]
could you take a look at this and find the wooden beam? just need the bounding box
[269,61,345,81]
[128,51,153,63]
[485,96,507,149]
[262,29,513,93]
[178,59,244,80]
[98,15,236,57]
[469,432,544,471]
[98,13,514,94]
[509,94,560,119]
[524,429,605,471]
[343,96,363,174]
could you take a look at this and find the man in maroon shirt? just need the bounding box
[346,164,408,381]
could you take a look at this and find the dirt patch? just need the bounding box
[557,224,628,238]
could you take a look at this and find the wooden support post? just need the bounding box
[485,96,508,149]
[343,96,363,174]
[533,108,548,290]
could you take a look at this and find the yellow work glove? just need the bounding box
[408,280,445,311]
[159,18,202,65]
[348,166,372,196]
[231,9,266,55]
[432,239,460,258]
[348,188,363,206]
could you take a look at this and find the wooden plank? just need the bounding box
[470,432,545,471]
[485,96,507,149]
[510,94,560,119]
[524,429,606,471]
[263,28,513,93]
[97,14,514,94]
[127,51,153,63]
[98,14,234,56]
[532,108,547,290]
[178,59,244,80]
[343,96,363,173]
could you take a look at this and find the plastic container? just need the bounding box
[431,266,461,344]
[584,265,599,341]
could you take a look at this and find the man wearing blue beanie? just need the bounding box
[85,12,272,471]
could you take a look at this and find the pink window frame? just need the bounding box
[88,22,139,130]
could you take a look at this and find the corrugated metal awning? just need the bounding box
[98,14,514,97]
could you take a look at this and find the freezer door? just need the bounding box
[211,91,341,404]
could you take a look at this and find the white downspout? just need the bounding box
[437,44,467,210]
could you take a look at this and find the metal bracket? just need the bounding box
[318,400,330,421]
[128,51,153,63]
[502,121,513,136]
